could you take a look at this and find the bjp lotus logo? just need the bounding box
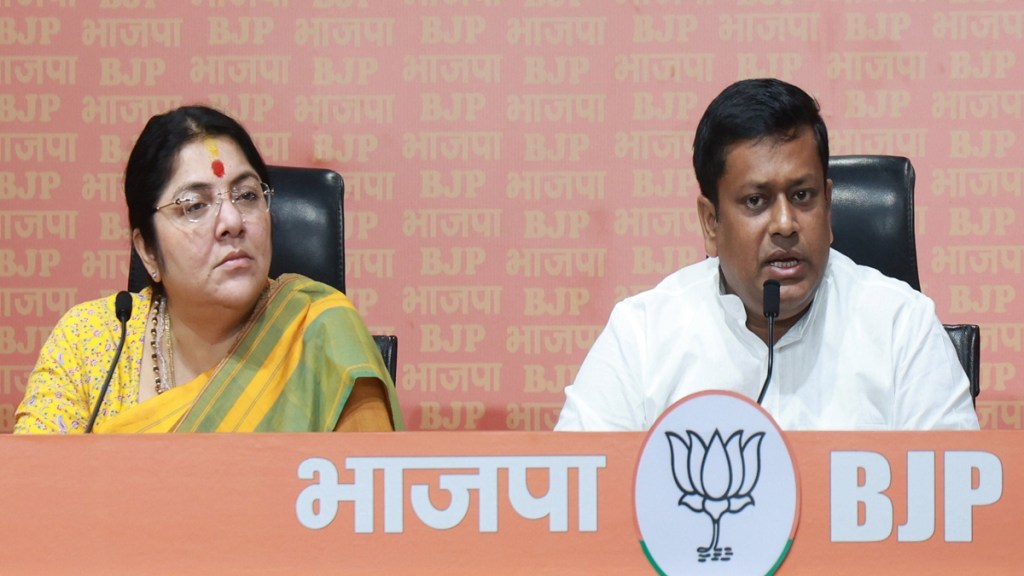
[634,391,799,575]
[666,429,764,562]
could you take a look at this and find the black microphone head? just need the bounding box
[763,280,780,319]
[114,291,134,323]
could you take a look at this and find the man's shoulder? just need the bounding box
[617,257,717,311]
[826,250,933,312]
[630,258,712,293]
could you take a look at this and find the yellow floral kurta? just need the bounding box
[14,290,150,433]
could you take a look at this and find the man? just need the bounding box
[556,78,979,431]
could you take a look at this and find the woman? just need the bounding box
[15,106,402,433]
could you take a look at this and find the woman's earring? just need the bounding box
[151,270,159,281]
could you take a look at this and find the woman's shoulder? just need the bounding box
[272,274,352,305]
[54,289,152,333]
[59,293,119,327]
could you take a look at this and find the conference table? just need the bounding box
[0,430,1017,574]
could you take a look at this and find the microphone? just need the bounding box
[756,280,780,405]
[85,291,133,433]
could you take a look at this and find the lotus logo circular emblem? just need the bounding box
[633,391,800,575]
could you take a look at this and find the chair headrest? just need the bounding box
[828,155,920,291]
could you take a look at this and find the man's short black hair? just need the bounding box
[692,78,829,207]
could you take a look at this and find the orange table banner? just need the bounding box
[0,431,1018,575]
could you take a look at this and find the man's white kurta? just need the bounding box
[556,250,979,431]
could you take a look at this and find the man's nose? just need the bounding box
[769,197,797,236]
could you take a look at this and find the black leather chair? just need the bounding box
[267,166,347,293]
[829,155,920,291]
[943,324,981,401]
[127,165,398,384]
[373,334,398,388]
[828,155,979,403]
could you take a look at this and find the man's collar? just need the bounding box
[712,263,830,346]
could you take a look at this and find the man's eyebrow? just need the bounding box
[745,173,818,192]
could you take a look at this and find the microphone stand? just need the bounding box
[757,280,780,405]
[85,292,133,433]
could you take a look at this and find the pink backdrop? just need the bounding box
[2,0,1021,432]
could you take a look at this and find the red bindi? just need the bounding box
[211,159,225,177]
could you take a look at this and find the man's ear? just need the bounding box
[697,195,719,257]
[132,229,159,282]
[825,177,834,245]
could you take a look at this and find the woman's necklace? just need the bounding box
[146,282,270,395]
[149,295,176,394]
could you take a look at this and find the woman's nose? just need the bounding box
[214,195,245,236]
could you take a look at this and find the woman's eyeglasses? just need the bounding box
[153,181,273,224]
